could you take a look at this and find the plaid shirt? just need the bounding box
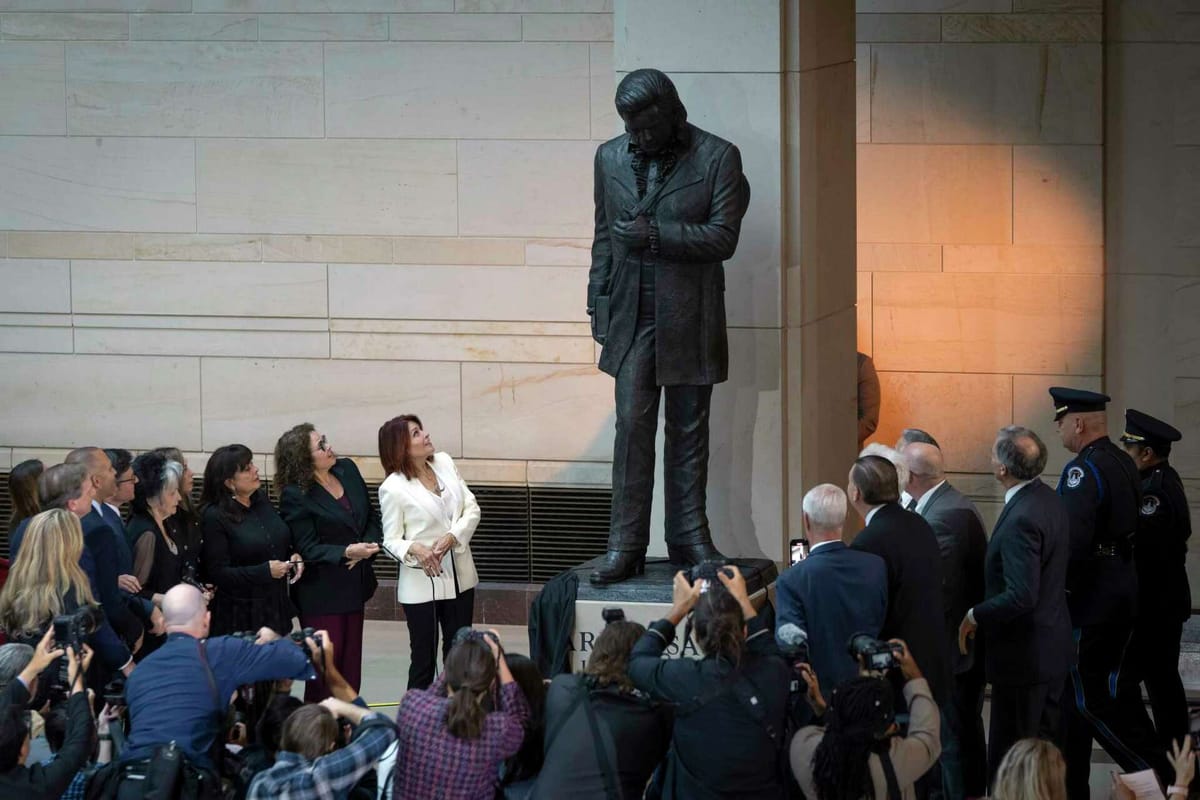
[393,675,530,800]
[246,713,396,800]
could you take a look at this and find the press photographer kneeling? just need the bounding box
[790,634,941,800]
[628,563,791,799]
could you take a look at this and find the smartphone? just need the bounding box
[789,538,809,565]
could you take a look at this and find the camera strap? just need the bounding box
[196,639,224,768]
[542,679,620,800]
[878,748,902,800]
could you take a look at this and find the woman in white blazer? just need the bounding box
[378,414,481,689]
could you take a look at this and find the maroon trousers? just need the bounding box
[299,611,365,703]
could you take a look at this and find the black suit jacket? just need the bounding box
[973,480,1072,685]
[852,503,949,703]
[279,458,383,616]
[918,482,988,674]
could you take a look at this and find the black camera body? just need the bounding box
[290,626,325,660]
[230,631,259,644]
[52,605,99,655]
[180,562,205,591]
[601,607,625,625]
[687,559,731,592]
[103,676,126,707]
[451,626,499,649]
[848,633,903,672]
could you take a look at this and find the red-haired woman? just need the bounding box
[377,415,480,690]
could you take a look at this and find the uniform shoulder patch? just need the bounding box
[1065,466,1085,489]
[1140,495,1161,516]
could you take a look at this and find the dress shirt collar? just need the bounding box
[808,539,840,554]
[1005,479,1034,505]
[864,505,884,526]
[899,490,913,509]
[914,480,946,515]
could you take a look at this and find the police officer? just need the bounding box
[1048,387,1172,799]
[1118,409,1191,750]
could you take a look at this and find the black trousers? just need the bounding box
[1062,622,1172,800]
[941,661,987,799]
[1117,615,1188,750]
[402,588,475,690]
[988,676,1064,785]
[609,322,714,552]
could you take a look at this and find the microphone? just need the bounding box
[777,623,809,661]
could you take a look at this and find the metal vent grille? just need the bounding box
[0,473,612,584]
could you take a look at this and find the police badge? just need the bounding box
[1140,495,1160,516]
[1065,466,1085,489]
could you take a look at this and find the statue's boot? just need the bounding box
[667,540,725,568]
[589,550,646,586]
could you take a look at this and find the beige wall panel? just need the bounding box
[870,44,1101,145]
[1,13,128,39]
[388,13,521,41]
[262,235,391,264]
[615,0,779,73]
[71,261,328,317]
[522,13,611,41]
[873,272,1103,375]
[193,0,449,10]
[329,264,587,322]
[461,363,614,461]
[855,13,940,43]
[1178,47,1200,144]
[133,234,261,261]
[941,14,1101,43]
[0,260,70,313]
[0,0,186,9]
[331,319,589,336]
[1012,373,1103,476]
[392,237,525,265]
[872,371,1014,474]
[857,144,1012,244]
[526,460,608,486]
[0,353,201,449]
[332,331,595,363]
[129,13,256,40]
[1013,0,1100,10]
[1177,379,1200,479]
[0,326,73,353]
[201,358,460,455]
[0,450,11,471]
[1013,145,1103,245]
[856,243,941,272]
[590,42,620,140]
[458,0,611,10]
[258,14,387,40]
[1105,0,1192,40]
[1176,280,1200,379]
[326,42,589,139]
[856,44,870,144]
[458,140,594,238]
[6,232,136,259]
[0,43,65,135]
[943,244,1102,274]
[795,0,854,72]
[196,138,457,235]
[76,328,329,358]
[67,42,323,137]
[0,137,195,232]
[857,272,872,357]
[1177,146,1200,247]
[855,0,1008,10]
[526,239,591,267]
[73,314,327,332]
[1105,275,1179,426]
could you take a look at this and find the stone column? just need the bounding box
[613,0,857,559]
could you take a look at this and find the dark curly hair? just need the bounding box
[811,676,896,800]
[274,422,317,492]
[131,451,183,516]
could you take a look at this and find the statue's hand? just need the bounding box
[612,215,651,250]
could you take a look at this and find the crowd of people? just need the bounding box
[0,387,1193,800]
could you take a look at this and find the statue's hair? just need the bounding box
[615,69,687,122]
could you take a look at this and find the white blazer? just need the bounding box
[379,452,480,605]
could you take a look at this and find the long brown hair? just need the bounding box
[378,414,428,480]
[6,459,43,531]
[689,584,746,666]
[0,509,96,636]
[274,422,317,492]
[586,621,646,691]
[444,637,497,740]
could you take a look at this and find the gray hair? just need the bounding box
[895,428,940,450]
[995,426,1048,480]
[37,463,89,510]
[802,484,847,532]
[859,442,909,493]
[0,643,34,693]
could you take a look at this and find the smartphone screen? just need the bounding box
[789,538,809,565]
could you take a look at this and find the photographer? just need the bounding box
[627,564,790,799]
[0,628,95,798]
[114,584,317,796]
[790,638,940,800]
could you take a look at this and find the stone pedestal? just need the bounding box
[570,556,777,671]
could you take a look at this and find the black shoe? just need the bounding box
[589,550,647,586]
[667,541,725,567]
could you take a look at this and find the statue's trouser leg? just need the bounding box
[608,324,659,553]
[663,384,713,547]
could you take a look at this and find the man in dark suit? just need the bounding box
[1048,388,1172,797]
[1118,409,1192,750]
[775,483,887,695]
[957,426,1072,782]
[903,440,988,800]
[587,68,751,585]
[848,455,949,705]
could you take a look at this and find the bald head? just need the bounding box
[65,446,115,503]
[902,442,945,501]
[162,584,208,635]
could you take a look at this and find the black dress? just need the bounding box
[201,491,296,636]
[126,512,184,600]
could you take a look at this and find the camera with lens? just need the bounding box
[848,633,903,673]
[451,626,500,649]
[687,559,731,593]
[601,607,625,625]
[48,605,100,698]
[181,562,204,591]
[289,626,325,660]
[103,676,126,707]
[230,630,259,644]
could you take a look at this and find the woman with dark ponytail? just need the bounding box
[393,628,530,799]
[628,565,791,799]
[791,639,941,800]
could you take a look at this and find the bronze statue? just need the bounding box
[588,69,751,585]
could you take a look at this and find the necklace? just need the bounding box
[417,466,443,496]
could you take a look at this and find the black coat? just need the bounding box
[279,458,382,617]
[973,480,1073,685]
[126,512,184,601]
[918,482,988,675]
[0,680,92,799]
[851,503,950,703]
[201,492,296,636]
[587,123,750,386]
[1135,461,1192,623]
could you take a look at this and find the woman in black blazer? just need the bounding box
[200,444,302,637]
[275,423,382,701]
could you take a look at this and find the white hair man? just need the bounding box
[774,484,888,699]
[859,442,909,505]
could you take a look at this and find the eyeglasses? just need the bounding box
[312,436,329,453]
[116,476,138,485]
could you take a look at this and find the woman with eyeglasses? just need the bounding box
[200,444,303,637]
[377,414,481,690]
[274,424,382,702]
